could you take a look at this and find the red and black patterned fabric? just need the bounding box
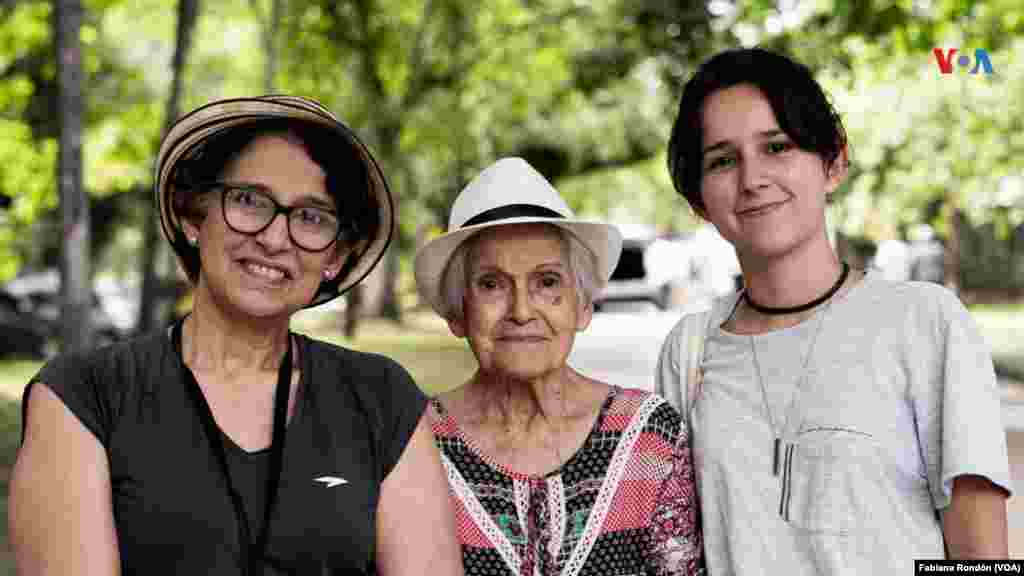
[430,387,704,576]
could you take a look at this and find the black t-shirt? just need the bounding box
[22,326,428,575]
[221,430,273,547]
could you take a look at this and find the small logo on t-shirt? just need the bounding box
[313,476,348,488]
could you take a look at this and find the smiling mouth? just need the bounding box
[498,336,548,343]
[738,201,786,217]
[240,259,290,281]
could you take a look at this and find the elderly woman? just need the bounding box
[9,96,462,575]
[414,157,704,576]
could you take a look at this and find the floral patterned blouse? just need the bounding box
[429,386,704,576]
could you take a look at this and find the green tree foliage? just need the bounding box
[0,2,58,281]
[0,0,168,282]
[708,0,1024,238]
[2,0,1021,305]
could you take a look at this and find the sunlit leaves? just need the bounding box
[0,121,57,219]
[557,152,700,233]
[0,118,57,281]
[819,34,1024,240]
[0,3,51,67]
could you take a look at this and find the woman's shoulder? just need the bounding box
[33,326,172,388]
[27,327,176,446]
[860,269,956,300]
[299,335,412,377]
[661,294,735,346]
[298,335,425,404]
[605,387,683,434]
[847,271,969,326]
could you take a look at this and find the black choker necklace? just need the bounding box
[742,262,850,315]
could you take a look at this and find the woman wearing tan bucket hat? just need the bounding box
[10,96,462,575]
[414,157,704,575]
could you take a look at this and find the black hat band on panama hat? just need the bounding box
[460,204,564,228]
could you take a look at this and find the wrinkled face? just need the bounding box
[698,83,845,262]
[448,224,591,382]
[183,135,347,320]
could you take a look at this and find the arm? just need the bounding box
[911,289,1012,557]
[8,383,120,575]
[648,430,705,576]
[941,474,1009,558]
[376,411,463,576]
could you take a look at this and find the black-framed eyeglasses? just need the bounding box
[207,181,342,252]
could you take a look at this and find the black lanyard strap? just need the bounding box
[173,319,292,576]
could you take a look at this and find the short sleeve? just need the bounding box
[647,409,705,576]
[22,351,113,448]
[377,358,429,480]
[912,287,1012,509]
[655,321,685,413]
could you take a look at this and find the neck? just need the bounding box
[469,367,578,432]
[184,282,291,378]
[739,236,842,312]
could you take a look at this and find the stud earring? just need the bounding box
[323,270,334,280]
[188,236,198,246]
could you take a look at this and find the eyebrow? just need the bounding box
[535,261,566,272]
[472,261,565,275]
[702,129,786,157]
[229,181,336,211]
[292,194,336,211]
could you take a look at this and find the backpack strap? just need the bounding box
[656,307,714,429]
[682,309,713,421]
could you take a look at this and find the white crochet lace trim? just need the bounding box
[561,395,664,576]
[441,452,520,574]
[547,475,567,569]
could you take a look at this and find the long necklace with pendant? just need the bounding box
[749,310,829,476]
[746,264,847,476]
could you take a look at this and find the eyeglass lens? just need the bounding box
[221,184,340,251]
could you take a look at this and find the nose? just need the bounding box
[257,212,292,250]
[739,153,769,194]
[506,281,535,324]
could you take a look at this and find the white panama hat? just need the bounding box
[414,157,622,317]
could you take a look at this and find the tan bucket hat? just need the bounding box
[414,157,622,317]
[155,95,394,308]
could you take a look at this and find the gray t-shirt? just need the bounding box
[655,271,1011,575]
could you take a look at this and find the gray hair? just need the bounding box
[439,224,600,321]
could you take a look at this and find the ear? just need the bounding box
[575,298,593,332]
[181,218,201,246]
[823,145,850,195]
[446,316,467,339]
[324,243,354,280]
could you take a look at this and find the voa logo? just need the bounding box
[933,48,995,75]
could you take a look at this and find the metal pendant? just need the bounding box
[772,437,782,476]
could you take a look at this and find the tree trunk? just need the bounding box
[55,0,91,353]
[375,129,403,321]
[378,248,401,320]
[136,0,199,334]
[251,0,281,92]
[343,284,362,339]
[265,0,281,92]
[943,193,962,296]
